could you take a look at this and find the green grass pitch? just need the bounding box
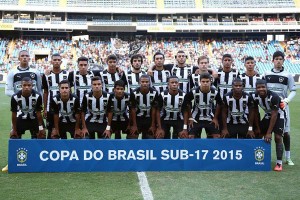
[0,87,299,200]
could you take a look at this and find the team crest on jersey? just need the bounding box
[178,98,183,105]
[30,73,35,79]
[32,100,36,106]
[279,77,284,83]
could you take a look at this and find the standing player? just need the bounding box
[221,79,255,139]
[150,52,171,93]
[42,53,69,139]
[50,80,81,139]
[157,76,186,139]
[10,77,45,139]
[106,80,131,139]
[264,51,296,165]
[181,73,221,139]
[251,79,285,171]
[130,75,160,139]
[5,50,42,97]
[81,76,110,139]
[122,54,146,92]
[68,56,100,104]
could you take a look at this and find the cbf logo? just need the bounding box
[16,148,28,166]
[254,147,265,165]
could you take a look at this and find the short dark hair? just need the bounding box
[139,74,151,82]
[198,56,209,64]
[153,52,164,61]
[245,56,255,62]
[107,54,118,62]
[167,75,179,82]
[77,56,89,63]
[222,54,232,61]
[59,80,70,88]
[21,77,32,83]
[255,79,267,87]
[91,76,102,83]
[200,72,211,81]
[18,50,29,57]
[177,50,185,55]
[114,80,125,89]
[130,54,143,65]
[51,53,61,59]
[272,51,285,61]
[232,78,243,86]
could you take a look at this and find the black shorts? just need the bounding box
[16,118,39,139]
[137,117,153,138]
[86,122,107,139]
[111,120,129,134]
[227,123,249,138]
[46,112,54,130]
[161,120,184,139]
[59,121,75,139]
[190,120,219,138]
[260,117,285,136]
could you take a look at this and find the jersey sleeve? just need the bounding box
[106,95,114,112]
[129,92,137,108]
[215,93,223,105]
[151,92,159,107]
[35,95,43,112]
[5,70,15,97]
[270,94,280,111]
[163,64,173,73]
[10,95,18,112]
[247,95,255,108]
[74,97,81,114]
[68,71,74,87]
[50,98,59,114]
[157,93,163,110]
[182,91,194,111]
[288,73,296,92]
[81,95,88,113]
[42,74,48,91]
[35,71,43,96]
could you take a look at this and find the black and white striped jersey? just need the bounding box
[239,73,264,93]
[68,70,100,104]
[183,87,222,121]
[158,89,185,121]
[130,87,159,118]
[264,68,296,99]
[100,70,122,93]
[5,66,42,97]
[50,93,81,123]
[191,71,214,89]
[151,69,171,93]
[223,91,254,124]
[171,65,198,93]
[251,90,285,119]
[107,92,131,122]
[42,70,69,111]
[123,70,146,92]
[214,69,239,99]
[81,91,110,123]
[11,90,43,120]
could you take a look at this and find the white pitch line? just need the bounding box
[137,172,154,200]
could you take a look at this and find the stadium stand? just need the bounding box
[66,0,156,8]
[203,0,296,8]
[164,0,195,8]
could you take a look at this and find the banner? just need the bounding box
[9,139,271,173]
[0,23,14,30]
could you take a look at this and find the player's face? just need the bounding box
[140,77,150,89]
[256,84,267,97]
[22,81,33,96]
[132,58,142,70]
[168,78,179,91]
[18,51,30,67]
[107,59,117,70]
[200,78,211,90]
[154,55,164,67]
[222,57,232,69]
[273,56,284,70]
[198,59,209,71]
[78,61,88,75]
[51,56,62,68]
[92,80,102,92]
[245,60,255,72]
[114,86,125,99]
[232,82,243,94]
[176,53,186,65]
[59,83,70,98]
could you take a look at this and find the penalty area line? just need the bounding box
[137,172,154,200]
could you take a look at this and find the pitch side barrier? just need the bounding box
[9,139,270,173]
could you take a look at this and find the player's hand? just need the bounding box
[130,125,138,135]
[264,133,272,143]
[188,118,197,128]
[74,129,83,139]
[254,128,261,138]
[195,69,200,75]
[81,128,89,139]
[43,110,47,119]
[280,98,289,110]
[10,129,19,139]
[220,129,229,138]
[44,69,51,75]
[210,118,219,129]
[148,126,156,135]
[147,68,154,76]
[246,130,255,139]
[51,128,60,139]
[37,129,46,139]
[103,130,111,139]
[155,128,165,139]
[178,130,189,139]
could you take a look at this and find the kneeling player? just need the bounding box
[107,80,131,139]
[50,80,81,139]
[252,79,285,171]
[81,76,110,139]
[181,73,221,139]
[10,77,45,139]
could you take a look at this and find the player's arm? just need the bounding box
[129,92,138,135]
[36,96,45,139]
[282,74,297,106]
[80,95,89,137]
[221,96,229,138]
[155,94,164,139]
[182,91,194,127]
[50,98,60,138]
[265,95,280,142]
[149,93,159,135]
[36,71,43,96]
[246,96,255,139]
[10,96,18,138]
[253,104,261,136]
[103,96,113,138]
[211,93,222,129]
[74,98,82,138]
[42,74,49,118]
[5,71,15,97]
[179,108,189,139]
